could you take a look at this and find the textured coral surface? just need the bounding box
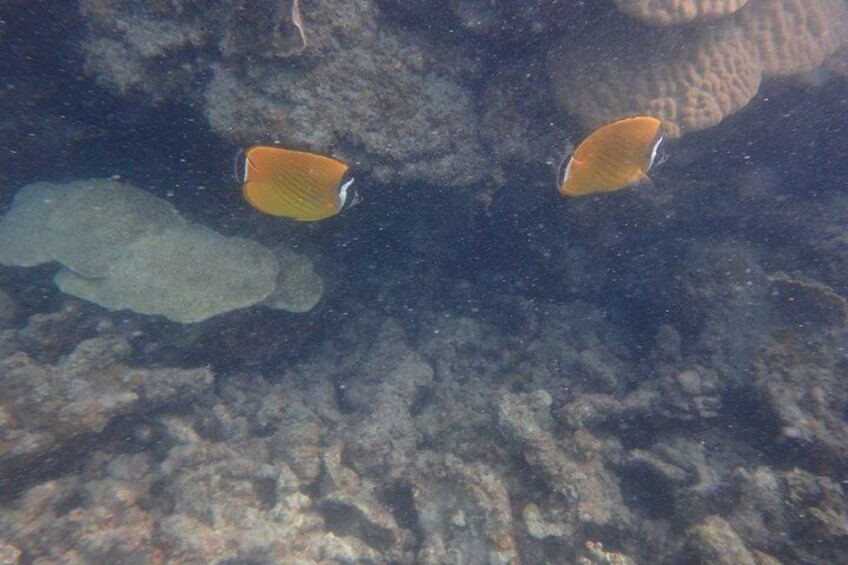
[549,0,848,138]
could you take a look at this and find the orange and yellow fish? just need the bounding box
[238,146,358,221]
[558,116,665,197]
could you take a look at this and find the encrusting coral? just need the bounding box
[0,179,322,322]
[42,179,185,278]
[53,226,279,324]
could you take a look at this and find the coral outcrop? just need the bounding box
[549,0,848,138]
[65,0,848,187]
[0,331,213,483]
[78,0,487,187]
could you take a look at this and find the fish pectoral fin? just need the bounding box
[632,171,668,203]
[633,171,654,188]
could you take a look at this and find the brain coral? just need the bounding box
[737,0,848,76]
[613,0,750,25]
[551,0,848,138]
[0,179,323,322]
[548,24,762,139]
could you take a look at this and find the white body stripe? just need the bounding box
[559,156,574,187]
[338,177,355,207]
[647,135,663,170]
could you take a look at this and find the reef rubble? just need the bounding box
[1,247,846,563]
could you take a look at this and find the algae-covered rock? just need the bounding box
[56,226,280,324]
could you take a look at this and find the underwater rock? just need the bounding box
[0,334,213,485]
[674,243,848,479]
[267,400,325,483]
[0,540,21,565]
[408,452,519,565]
[79,0,210,98]
[658,365,722,421]
[618,437,724,524]
[767,272,848,330]
[478,62,566,184]
[159,442,325,563]
[686,515,758,565]
[0,179,323,322]
[723,466,848,562]
[577,540,637,565]
[442,0,575,40]
[677,241,848,474]
[497,389,629,531]
[153,407,409,564]
[523,502,571,540]
[344,321,434,476]
[79,0,488,188]
[0,462,159,564]
[320,443,409,558]
[508,300,637,397]
[806,196,848,294]
[0,302,100,364]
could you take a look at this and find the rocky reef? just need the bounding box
[67,0,848,187]
[2,233,847,562]
[1,0,848,563]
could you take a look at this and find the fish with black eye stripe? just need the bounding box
[237,146,359,221]
[558,116,666,197]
